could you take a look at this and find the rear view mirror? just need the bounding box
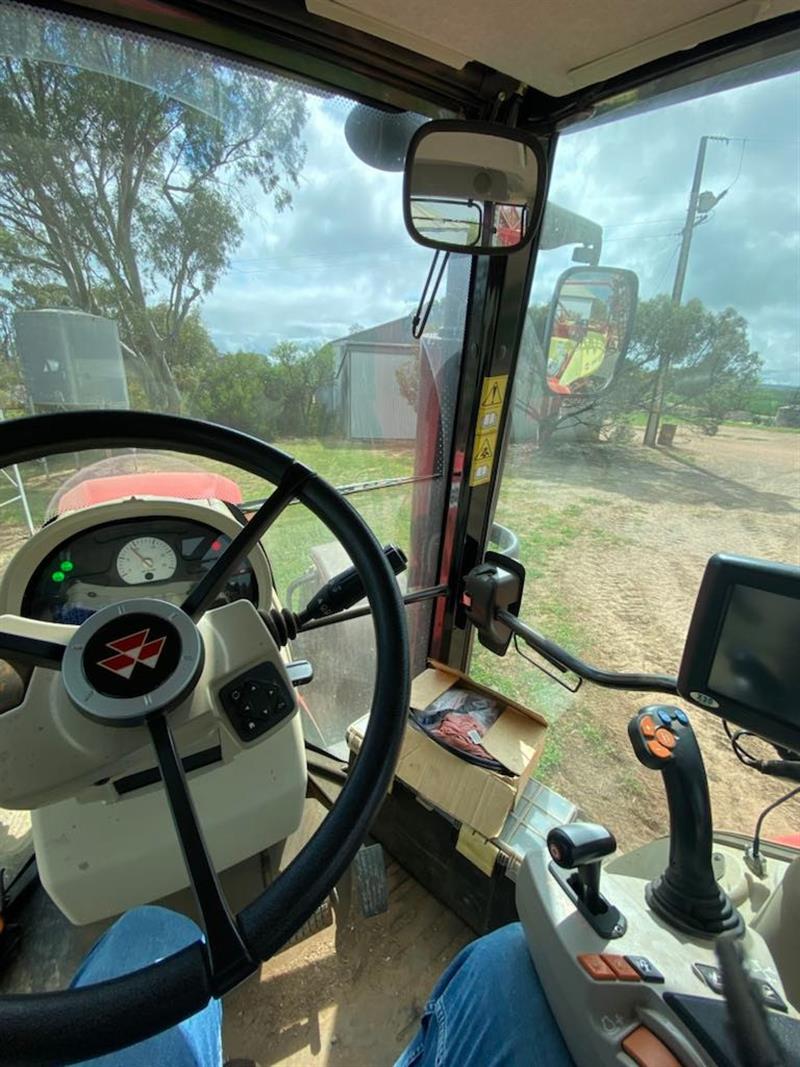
[403,120,546,255]
[544,267,638,396]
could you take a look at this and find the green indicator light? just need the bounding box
[51,571,65,583]
[60,561,74,572]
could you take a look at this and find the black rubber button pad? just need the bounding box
[219,662,295,742]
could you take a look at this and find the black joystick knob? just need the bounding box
[547,823,616,908]
[547,823,626,939]
[628,705,744,939]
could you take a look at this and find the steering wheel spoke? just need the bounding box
[181,461,312,621]
[0,613,74,670]
[147,712,256,994]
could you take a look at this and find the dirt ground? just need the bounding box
[497,424,800,851]
[224,858,470,1066]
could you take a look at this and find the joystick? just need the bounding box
[628,705,744,939]
[547,823,626,939]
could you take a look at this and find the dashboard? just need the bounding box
[21,516,258,624]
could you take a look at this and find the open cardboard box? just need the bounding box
[348,659,548,841]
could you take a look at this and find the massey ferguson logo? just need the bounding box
[98,628,167,679]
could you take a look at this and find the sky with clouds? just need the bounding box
[203,63,799,387]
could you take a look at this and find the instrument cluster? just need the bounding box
[22,517,258,624]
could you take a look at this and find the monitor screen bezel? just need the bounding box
[677,554,800,752]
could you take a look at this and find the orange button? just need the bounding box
[601,954,640,981]
[647,739,672,760]
[577,953,616,980]
[640,716,656,738]
[655,728,676,749]
[622,1026,682,1066]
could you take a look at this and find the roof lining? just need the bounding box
[524,9,800,128]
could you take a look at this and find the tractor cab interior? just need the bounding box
[0,2,799,1065]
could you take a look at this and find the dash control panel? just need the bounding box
[219,662,295,742]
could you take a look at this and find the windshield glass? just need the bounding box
[477,55,800,848]
[0,2,468,752]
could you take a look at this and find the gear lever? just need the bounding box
[546,823,626,939]
[628,705,744,938]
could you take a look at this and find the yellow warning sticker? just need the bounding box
[480,374,507,411]
[475,435,494,462]
[469,374,508,486]
[470,432,495,486]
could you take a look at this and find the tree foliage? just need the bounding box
[186,351,279,437]
[0,16,307,408]
[183,342,334,440]
[622,296,762,430]
[268,341,335,437]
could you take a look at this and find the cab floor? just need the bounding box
[224,859,471,1066]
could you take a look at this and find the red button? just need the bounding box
[600,954,640,981]
[655,728,676,749]
[577,953,615,980]
[640,716,656,738]
[622,1026,682,1066]
[647,739,672,760]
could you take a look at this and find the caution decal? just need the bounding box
[469,374,508,486]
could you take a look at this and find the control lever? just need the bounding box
[546,823,626,939]
[628,706,744,938]
[297,544,407,625]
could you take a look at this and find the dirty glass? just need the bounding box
[0,0,468,770]
[475,54,800,850]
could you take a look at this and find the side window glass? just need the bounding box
[476,60,800,845]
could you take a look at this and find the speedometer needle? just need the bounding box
[132,547,154,567]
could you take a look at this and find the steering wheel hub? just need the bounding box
[62,598,204,725]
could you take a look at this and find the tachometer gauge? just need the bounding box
[116,536,177,585]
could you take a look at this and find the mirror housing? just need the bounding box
[543,267,638,397]
[403,120,546,255]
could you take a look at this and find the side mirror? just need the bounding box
[403,120,546,255]
[544,267,638,397]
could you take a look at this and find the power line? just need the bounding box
[602,217,686,230]
[602,232,682,244]
[651,238,683,294]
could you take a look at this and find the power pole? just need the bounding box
[643,136,710,447]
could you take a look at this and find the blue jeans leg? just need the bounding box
[70,905,223,1067]
[395,923,574,1067]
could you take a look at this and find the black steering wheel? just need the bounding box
[0,411,409,1065]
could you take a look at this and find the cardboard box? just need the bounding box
[348,660,548,840]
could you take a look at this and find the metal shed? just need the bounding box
[326,317,419,441]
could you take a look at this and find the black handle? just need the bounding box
[298,544,407,624]
[547,822,617,869]
[497,610,679,694]
[661,725,718,898]
[628,706,743,937]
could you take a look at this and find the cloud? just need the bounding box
[202,68,799,385]
[532,69,800,383]
[204,96,433,352]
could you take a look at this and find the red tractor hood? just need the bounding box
[57,471,243,514]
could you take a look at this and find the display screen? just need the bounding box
[708,585,800,720]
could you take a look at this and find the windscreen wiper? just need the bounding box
[496,609,679,695]
[463,553,679,696]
